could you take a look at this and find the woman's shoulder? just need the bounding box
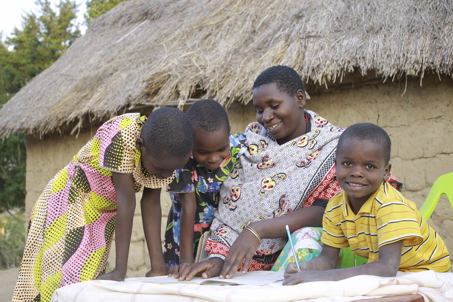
[244,121,265,134]
[243,122,276,144]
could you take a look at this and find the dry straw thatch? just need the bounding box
[0,0,452,137]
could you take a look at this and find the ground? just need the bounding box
[0,267,18,301]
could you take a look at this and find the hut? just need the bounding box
[0,0,452,276]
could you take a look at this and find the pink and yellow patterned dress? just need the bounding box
[13,113,175,302]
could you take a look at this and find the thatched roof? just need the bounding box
[0,0,452,137]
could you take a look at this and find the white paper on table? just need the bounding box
[126,270,285,286]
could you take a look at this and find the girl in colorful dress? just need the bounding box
[13,108,193,302]
[163,99,246,277]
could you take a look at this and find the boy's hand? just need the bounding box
[283,270,326,285]
[285,262,301,274]
[167,264,180,277]
[178,257,223,281]
[97,269,126,281]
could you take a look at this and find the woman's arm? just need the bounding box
[220,205,325,278]
[142,187,167,276]
[251,205,325,237]
[283,241,402,285]
[97,172,136,281]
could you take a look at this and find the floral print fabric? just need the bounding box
[205,110,344,265]
[163,134,246,265]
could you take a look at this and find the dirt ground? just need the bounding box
[0,267,18,301]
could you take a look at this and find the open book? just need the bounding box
[126,270,285,286]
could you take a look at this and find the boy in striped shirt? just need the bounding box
[284,123,450,284]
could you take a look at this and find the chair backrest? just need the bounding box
[418,172,453,220]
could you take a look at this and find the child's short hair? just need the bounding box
[186,99,230,132]
[337,123,391,164]
[253,65,306,97]
[142,107,193,157]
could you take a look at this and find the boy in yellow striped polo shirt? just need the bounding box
[284,123,450,285]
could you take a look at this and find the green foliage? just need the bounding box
[0,1,83,212]
[0,41,13,104]
[0,0,126,270]
[4,0,81,91]
[0,133,26,212]
[85,0,127,22]
[0,213,25,268]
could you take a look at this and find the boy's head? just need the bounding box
[252,65,307,145]
[335,123,392,208]
[138,107,192,178]
[186,99,230,171]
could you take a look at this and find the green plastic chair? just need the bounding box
[337,246,367,268]
[419,172,453,220]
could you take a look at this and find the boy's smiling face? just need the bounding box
[335,137,391,212]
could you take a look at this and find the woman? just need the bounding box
[178,66,398,280]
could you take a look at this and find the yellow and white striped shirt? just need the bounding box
[322,182,451,272]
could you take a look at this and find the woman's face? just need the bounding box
[252,82,306,144]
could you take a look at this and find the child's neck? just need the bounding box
[349,201,362,214]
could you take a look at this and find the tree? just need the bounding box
[0,0,81,211]
[5,0,81,90]
[0,133,26,212]
[85,0,127,22]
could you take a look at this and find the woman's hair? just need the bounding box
[141,107,193,157]
[337,123,391,164]
[186,99,230,132]
[253,65,305,97]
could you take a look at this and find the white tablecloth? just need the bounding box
[51,270,453,302]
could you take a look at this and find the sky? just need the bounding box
[0,0,86,40]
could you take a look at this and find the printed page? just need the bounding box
[127,270,284,286]
[200,270,284,285]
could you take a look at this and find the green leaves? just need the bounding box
[85,0,126,22]
[0,133,26,212]
[0,0,83,212]
[0,0,125,213]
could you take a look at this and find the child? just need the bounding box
[13,108,193,302]
[163,99,245,277]
[284,123,451,285]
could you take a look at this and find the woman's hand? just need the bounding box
[219,226,261,278]
[97,269,126,281]
[178,257,224,281]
